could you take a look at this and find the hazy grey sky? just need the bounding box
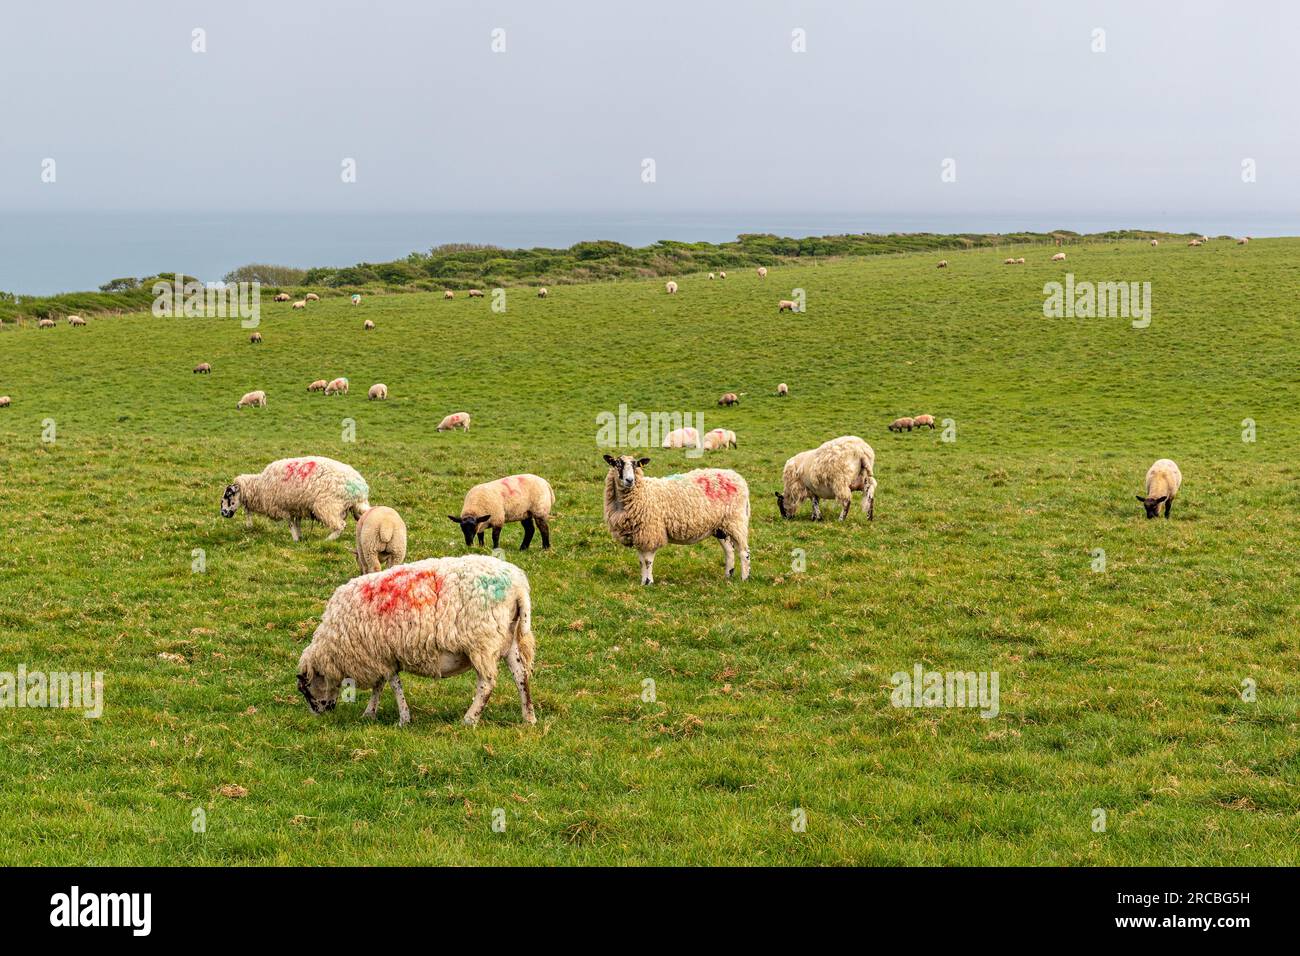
[2,0,1296,216]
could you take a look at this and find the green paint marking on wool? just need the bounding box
[476,572,511,603]
[346,477,369,498]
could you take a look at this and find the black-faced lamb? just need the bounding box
[450,474,555,550]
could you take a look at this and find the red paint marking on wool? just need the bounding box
[359,567,442,615]
[694,472,739,501]
[499,476,518,496]
[282,460,318,482]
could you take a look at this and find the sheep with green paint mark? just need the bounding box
[220,456,371,542]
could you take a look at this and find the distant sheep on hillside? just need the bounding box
[237,390,267,409]
[437,412,471,431]
[665,281,678,294]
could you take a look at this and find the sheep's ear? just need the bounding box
[636,457,650,467]
[1135,495,1146,502]
[1153,496,1167,505]
[478,515,492,524]
[603,454,617,467]
[447,515,462,523]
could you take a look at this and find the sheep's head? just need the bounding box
[297,666,339,714]
[604,454,649,492]
[448,514,492,546]
[1136,494,1167,519]
[220,483,242,517]
[774,491,792,519]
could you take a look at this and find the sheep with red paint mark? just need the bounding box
[660,426,700,450]
[220,455,371,542]
[449,474,555,550]
[603,455,751,584]
[776,435,877,521]
[437,411,470,431]
[297,554,537,726]
[702,428,737,450]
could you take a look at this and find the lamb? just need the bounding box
[38,319,55,329]
[719,271,727,279]
[778,299,797,312]
[603,454,750,584]
[221,455,371,541]
[1150,239,1159,246]
[665,281,678,294]
[1004,258,1016,265]
[353,505,407,574]
[324,377,349,395]
[193,362,212,374]
[0,397,10,408]
[708,273,716,280]
[68,315,86,326]
[1052,252,1066,261]
[305,293,320,302]
[937,260,948,268]
[1137,458,1182,519]
[537,287,548,298]
[293,300,307,309]
[912,414,936,429]
[249,332,262,343]
[702,428,737,450]
[296,554,536,726]
[449,474,555,550]
[437,411,471,431]
[236,390,267,409]
[661,426,700,449]
[468,289,485,298]
[351,294,362,305]
[718,392,740,406]
[368,383,387,400]
[888,417,914,432]
[275,292,291,302]
[775,435,877,521]
[1015,257,1026,264]
[777,382,789,396]
[757,267,768,278]
[444,290,454,299]
[307,379,327,392]
[363,319,375,330]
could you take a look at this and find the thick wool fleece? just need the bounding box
[354,505,408,574]
[298,554,536,724]
[231,456,371,536]
[781,435,877,518]
[1145,459,1182,501]
[461,474,555,528]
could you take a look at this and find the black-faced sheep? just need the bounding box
[450,474,555,550]
[912,414,936,429]
[1137,458,1182,519]
[888,417,914,432]
[718,392,740,406]
[193,363,212,374]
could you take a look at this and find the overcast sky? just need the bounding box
[1,0,1296,217]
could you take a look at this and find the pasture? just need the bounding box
[0,238,1297,865]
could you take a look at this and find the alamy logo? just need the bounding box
[0,665,102,717]
[1043,273,1151,328]
[890,664,1000,718]
[152,274,261,328]
[595,403,706,458]
[50,886,151,936]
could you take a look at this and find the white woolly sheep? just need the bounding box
[351,294,362,305]
[450,474,555,550]
[702,428,737,450]
[708,273,716,280]
[1188,239,1202,247]
[249,332,262,343]
[1137,458,1182,519]
[353,505,407,574]
[778,299,797,312]
[437,411,471,431]
[756,267,768,278]
[367,383,387,400]
[221,455,371,541]
[937,260,948,268]
[307,379,327,392]
[468,289,485,298]
[68,315,86,326]
[193,362,212,374]
[275,292,291,302]
[305,293,320,302]
[1052,252,1066,261]
[776,435,877,521]
[444,290,454,299]
[1015,257,1026,264]
[888,417,914,432]
[297,554,536,726]
[537,287,548,298]
[0,397,10,408]
[718,392,739,406]
[1004,258,1015,265]
[236,390,267,409]
[324,377,349,395]
[665,281,678,294]
[719,271,727,279]
[912,414,936,429]
[292,300,307,309]
[603,455,750,584]
[1150,239,1159,247]
[661,426,700,449]
[363,319,375,330]
[1237,237,1250,245]
[38,319,55,329]
[776,382,789,396]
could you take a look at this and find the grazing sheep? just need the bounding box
[666,281,678,294]
[68,315,86,326]
[718,392,740,406]
[38,319,55,329]
[221,455,371,541]
[368,383,387,400]
[603,454,750,584]
[468,289,485,298]
[1150,239,1159,247]
[353,505,407,574]
[449,474,555,550]
[296,554,537,726]
[363,319,375,330]
[1188,239,1202,247]
[193,362,212,374]
[236,390,267,409]
[0,397,10,408]
[275,292,291,302]
[937,260,948,268]
[778,299,797,312]
[1004,258,1016,265]
[776,382,789,396]
[437,411,471,431]
[293,300,307,309]
[661,426,700,449]
[351,294,362,305]
[702,428,737,450]
[324,377,349,395]
[888,417,914,432]
[444,290,454,300]
[708,273,716,280]
[719,271,727,279]
[249,332,262,344]
[776,435,877,521]
[1199,236,1210,243]
[308,379,327,392]
[1015,257,1026,264]
[912,414,936,429]
[537,288,548,298]
[1137,458,1182,519]
[1052,252,1066,261]
[757,267,768,278]
[1237,237,1250,245]
[305,293,320,302]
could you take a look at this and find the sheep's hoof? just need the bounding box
[462,715,479,726]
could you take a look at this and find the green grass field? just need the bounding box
[1,238,1297,865]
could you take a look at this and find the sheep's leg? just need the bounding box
[491,526,502,550]
[363,679,385,718]
[638,550,656,585]
[245,512,254,530]
[462,663,497,725]
[1164,499,1173,519]
[718,533,736,577]
[520,518,535,550]
[389,674,411,726]
[810,498,822,521]
[536,517,551,549]
[323,511,346,541]
[739,538,751,581]
[476,531,485,546]
[289,517,301,542]
[506,642,536,725]
[866,477,878,521]
[838,497,851,521]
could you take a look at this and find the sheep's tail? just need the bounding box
[512,585,535,676]
[351,500,371,518]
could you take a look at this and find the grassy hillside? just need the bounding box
[0,238,1296,865]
